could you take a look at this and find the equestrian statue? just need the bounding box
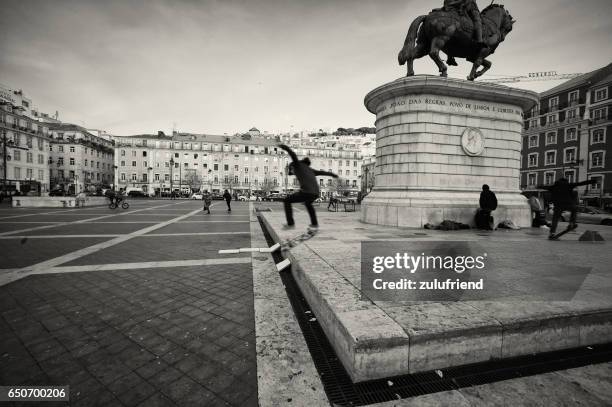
[398,1,516,81]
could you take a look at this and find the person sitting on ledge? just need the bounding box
[477,184,497,230]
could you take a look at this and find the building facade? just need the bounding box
[48,124,115,193]
[113,130,362,197]
[521,63,612,207]
[0,85,52,195]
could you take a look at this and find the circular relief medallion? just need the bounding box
[461,127,485,156]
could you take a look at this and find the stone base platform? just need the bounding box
[259,209,612,383]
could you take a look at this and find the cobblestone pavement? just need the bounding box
[0,200,257,406]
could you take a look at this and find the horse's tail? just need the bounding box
[398,15,426,65]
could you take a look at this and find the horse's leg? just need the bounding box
[474,59,492,79]
[429,36,449,77]
[407,41,428,76]
[468,48,489,81]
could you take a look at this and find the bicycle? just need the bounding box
[108,198,129,209]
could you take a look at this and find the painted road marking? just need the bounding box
[0,207,82,220]
[13,207,204,274]
[0,231,250,239]
[0,257,251,286]
[0,201,190,236]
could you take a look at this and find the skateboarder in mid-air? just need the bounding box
[538,178,597,239]
[278,144,339,230]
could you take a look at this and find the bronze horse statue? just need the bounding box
[398,4,516,81]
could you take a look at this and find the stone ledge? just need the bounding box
[259,210,612,382]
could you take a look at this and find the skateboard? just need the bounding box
[280,228,318,251]
[549,224,577,240]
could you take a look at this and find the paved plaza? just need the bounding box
[0,200,257,406]
[1,200,612,406]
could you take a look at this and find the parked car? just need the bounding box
[238,195,257,201]
[127,190,145,198]
[49,188,67,197]
[191,193,203,200]
[211,193,224,200]
[263,193,286,202]
[561,206,612,226]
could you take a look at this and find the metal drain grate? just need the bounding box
[257,216,612,406]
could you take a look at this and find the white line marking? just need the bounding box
[219,249,241,254]
[0,201,191,236]
[14,207,204,274]
[0,258,251,286]
[0,208,82,220]
[0,231,250,239]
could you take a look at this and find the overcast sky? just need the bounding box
[1,0,611,136]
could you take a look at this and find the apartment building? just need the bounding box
[0,85,51,195]
[113,130,362,197]
[521,63,612,207]
[48,124,115,193]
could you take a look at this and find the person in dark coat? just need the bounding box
[477,184,498,230]
[223,189,232,212]
[278,144,338,230]
[538,178,596,238]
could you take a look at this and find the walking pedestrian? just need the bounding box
[538,178,596,239]
[278,144,338,230]
[202,190,212,214]
[223,189,232,212]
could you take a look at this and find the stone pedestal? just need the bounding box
[361,76,538,228]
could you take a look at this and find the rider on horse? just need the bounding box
[440,0,485,46]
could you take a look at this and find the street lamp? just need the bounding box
[169,157,174,198]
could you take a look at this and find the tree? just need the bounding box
[260,175,275,196]
[330,178,349,197]
[183,170,202,193]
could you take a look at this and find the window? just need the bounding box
[132,151,136,157]
[567,109,577,120]
[592,128,605,144]
[164,174,170,181]
[84,159,88,166]
[13,150,20,161]
[58,157,63,165]
[143,151,147,157]
[224,164,229,171]
[120,173,126,181]
[38,170,44,180]
[547,115,557,124]
[564,148,576,163]
[590,151,604,168]
[69,158,75,165]
[545,151,556,165]
[593,87,608,102]
[58,145,63,152]
[132,173,137,181]
[544,172,555,185]
[234,165,239,171]
[565,128,577,142]
[564,170,575,183]
[142,174,148,182]
[528,153,538,167]
[214,164,218,171]
[70,146,75,152]
[121,149,125,156]
[132,161,136,167]
[569,91,579,103]
[120,160,125,166]
[590,175,603,192]
[14,167,21,179]
[546,132,557,145]
[143,161,147,168]
[38,154,44,164]
[593,107,606,122]
[548,96,559,111]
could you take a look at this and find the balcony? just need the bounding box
[592,116,609,125]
